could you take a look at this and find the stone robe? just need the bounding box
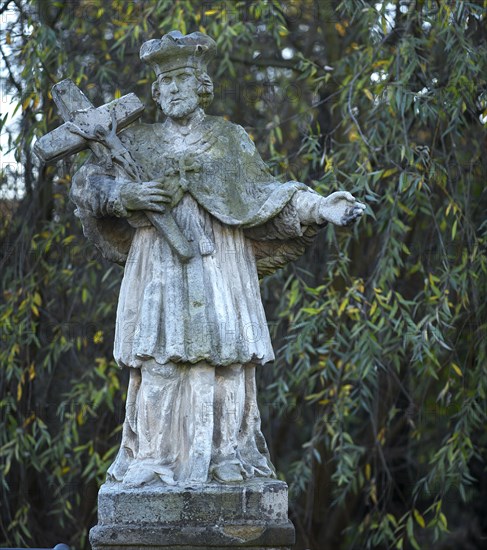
[71,113,326,483]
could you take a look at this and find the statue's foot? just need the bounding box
[122,464,175,486]
[156,470,177,485]
[122,466,159,486]
[212,462,244,483]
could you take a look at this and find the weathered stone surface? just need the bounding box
[97,479,289,524]
[35,28,367,550]
[34,79,144,164]
[90,480,295,550]
[90,525,294,550]
[35,29,365,490]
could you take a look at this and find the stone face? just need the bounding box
[90,480,295,550]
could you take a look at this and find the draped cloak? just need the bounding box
[71,115,322,370]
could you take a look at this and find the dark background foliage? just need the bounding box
[1,1,487,549]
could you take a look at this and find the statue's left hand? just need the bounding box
[320,191,366,226]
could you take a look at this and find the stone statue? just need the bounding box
[36,31,365,488]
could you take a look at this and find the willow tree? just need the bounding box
[1,1,486,549]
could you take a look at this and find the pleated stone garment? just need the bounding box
[114,192,275,369]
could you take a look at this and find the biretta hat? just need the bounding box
[140,30,216,76]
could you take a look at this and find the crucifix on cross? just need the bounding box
[34,79,194,261]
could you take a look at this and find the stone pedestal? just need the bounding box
[90,479,295,550]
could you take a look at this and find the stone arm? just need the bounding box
[70,164,128,218]
[292,189,366,227]
[71,163,171,220]
[226,122,365,230]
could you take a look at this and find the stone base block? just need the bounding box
[90,479,295,550]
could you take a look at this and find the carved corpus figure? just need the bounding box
[62,31,366,486]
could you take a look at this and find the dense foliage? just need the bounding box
[1,1,486,549]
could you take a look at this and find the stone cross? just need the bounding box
[34,79,194,261]
[34,79,144,164]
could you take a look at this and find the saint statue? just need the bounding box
[69,31,365,487]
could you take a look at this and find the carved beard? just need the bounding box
[159,90,200,120]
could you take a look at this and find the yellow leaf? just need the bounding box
[17,382,22,401]
[325,156,333,172]
[452,363,463,377]
[429,272,440,283]
[338,297,349,315]
[413,508,426,528]
[93,330,104,344]
[82,288,89,304]
[365,463,371,480]
[23,413,35,428]
[370,481,377,503]
[33,292,42,306]
[22,95,32,111]
[348,129,359,142]
[439,512,448,528]
[363,88,374,101]
[398,202,414,216]
[6,32,11,45]
[31,304,39,317]
[77,409,85,426]
[28,363,36,381]
[335,22,346,37]
[204,9,219,15]
[382,168,398,178]
[114,89,121,99]
[63,235,75,245]
[370,301,378,316]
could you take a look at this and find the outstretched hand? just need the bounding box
[320,191,366,226]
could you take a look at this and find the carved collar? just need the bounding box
[155,108,205,138]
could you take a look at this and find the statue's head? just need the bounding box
[140,31,216,119]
